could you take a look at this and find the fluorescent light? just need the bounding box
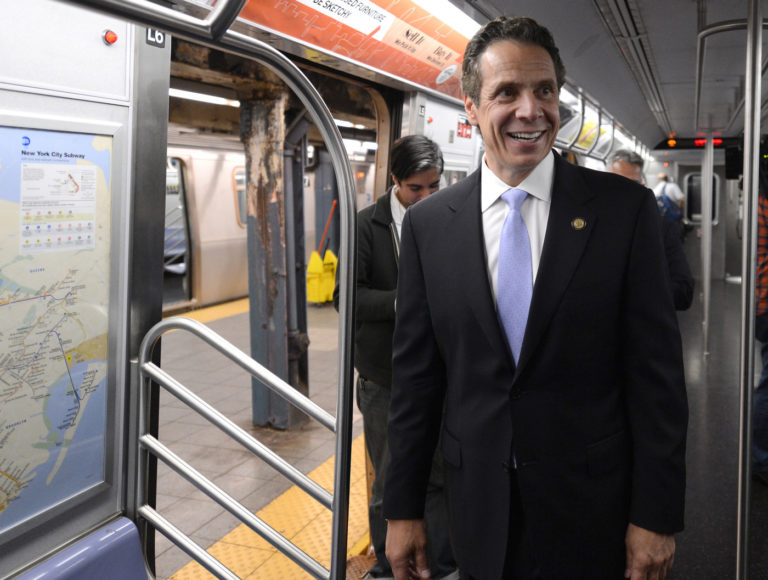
[411,0,482,38]
[343,139,378,152]
[334,120,372,131]
[169,88,240,107]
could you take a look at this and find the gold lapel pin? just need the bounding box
[571,218,587,231]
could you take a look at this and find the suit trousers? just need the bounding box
[357,376,456,578]
[458,470,540,580]
[503,471,542,580]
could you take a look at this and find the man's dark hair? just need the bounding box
[389,135,444,181]
[461,16,566,105]
[607,149,644,170]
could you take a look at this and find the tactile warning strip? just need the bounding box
[169,435,370,579]
[170,298,250,324]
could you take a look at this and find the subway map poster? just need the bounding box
[0,125,112,532]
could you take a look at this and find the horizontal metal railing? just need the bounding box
[137,317,336,579]
[141,362,333,505]
[137,436,328,579]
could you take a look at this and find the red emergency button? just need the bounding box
[103,30,118,45]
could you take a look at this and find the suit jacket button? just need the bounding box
[502,461,511,472]
[511,390,521,400]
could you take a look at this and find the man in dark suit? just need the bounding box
[383,16,687,580]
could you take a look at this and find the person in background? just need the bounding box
[607,149,694,310]
[334,135,457,580]
[654,172,686,226]
[384,16,687,580]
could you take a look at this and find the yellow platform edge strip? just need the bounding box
[169,434,369,579]
[168,298,251,324]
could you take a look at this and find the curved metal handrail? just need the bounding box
[694,18,768,132]
[585,109,603,157]
[208,0,248,40]
[600,120,616,164]
[139,434,330,578]
[139,362,333,504]
[62,0,245,40]
[216,28,357,580]
[63,1,357,578]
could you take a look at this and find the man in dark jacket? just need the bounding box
[335,135,456,580]
[607,149,694,310]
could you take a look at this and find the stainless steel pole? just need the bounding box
[737,0,762,577]
[701,132,714,356]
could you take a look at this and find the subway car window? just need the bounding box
[556,86,582,145]
[572,102,600,153]
[443,168,467,187]
[591,120,614,159]
[164,157,190,303]
[234,166,246,227]
[684,172,720,224]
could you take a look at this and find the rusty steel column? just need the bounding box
[240,91,308,429]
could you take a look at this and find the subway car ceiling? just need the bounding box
[165,0,768,166]
[457,0,768,162]
[164,1,642,161]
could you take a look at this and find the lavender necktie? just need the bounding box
[497,188,532,363]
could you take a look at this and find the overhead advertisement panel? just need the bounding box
[0,125,113,534]
[239,0,471,99]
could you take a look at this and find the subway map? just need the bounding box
[0,126,112,532]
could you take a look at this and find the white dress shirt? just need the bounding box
[390,186,407,239]
[653,180,684,205]
[482,152,554,305]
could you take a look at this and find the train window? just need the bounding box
[234,167,246,227]
[165,158,188,275]
[164,157,191,305]
[166,158,180,194]
[443,168,467,187]
[557,86,582,146]
[352,162,374,208]
[591,120,615,159]
[684,172,720,225]
[573,102,600,152]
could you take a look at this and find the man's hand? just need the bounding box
[625,523,675,580]
[385,519,431,580]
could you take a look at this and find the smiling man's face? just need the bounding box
[465,40,560,186]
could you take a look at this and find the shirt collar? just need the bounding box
[390,186,407,225]
[481,150,554,211]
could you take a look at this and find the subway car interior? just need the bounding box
[2,0,768,578]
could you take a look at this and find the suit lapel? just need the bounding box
[444,172,512,366]
[515,155,597,376]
